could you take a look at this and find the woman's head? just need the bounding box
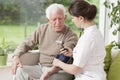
[69,0,97,21]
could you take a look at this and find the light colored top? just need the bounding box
[14,23,78,67]
[73,25,106,80]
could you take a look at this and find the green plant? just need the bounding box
[0,38,13,56]
[104,0,120,35]
[111,41,120,49]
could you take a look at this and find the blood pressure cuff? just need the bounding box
[56,54,73,64]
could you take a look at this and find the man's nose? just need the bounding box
[56,19,61,24]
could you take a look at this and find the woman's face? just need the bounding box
[72,16,82,28]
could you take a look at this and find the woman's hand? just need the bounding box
[60,47,73,57]
[53,58,63,67]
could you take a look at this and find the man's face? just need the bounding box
[47,9,66,32]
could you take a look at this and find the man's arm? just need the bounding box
[12,26,41,74]
[63,27,78,53]
[12,55,22,74]
[40,66,61,80]
[13,26,41,57]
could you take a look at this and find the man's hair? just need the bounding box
[45,3,66,19]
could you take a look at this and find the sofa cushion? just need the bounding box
[107,51,120,80]
[104,44,112,74]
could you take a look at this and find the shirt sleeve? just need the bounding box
[63,28,78,50]
[13,26,41,56]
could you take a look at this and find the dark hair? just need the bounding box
[69,0,97,21]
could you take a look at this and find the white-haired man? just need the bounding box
[12,3,78,80]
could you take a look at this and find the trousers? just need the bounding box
[14,64,74,80]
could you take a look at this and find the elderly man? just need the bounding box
[12,3,78,80]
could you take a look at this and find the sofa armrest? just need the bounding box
[20,50,40,65]
[111,48,120,61]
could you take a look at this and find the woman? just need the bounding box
[53,0,106,80]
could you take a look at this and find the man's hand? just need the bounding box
[12,56,22,74]
[40,66,61,80]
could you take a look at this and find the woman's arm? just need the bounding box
[53,58,80,75]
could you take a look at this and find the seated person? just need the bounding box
[53,1,106,80]
[12,3,78,80]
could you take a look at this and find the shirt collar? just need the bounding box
[84,25,97,33]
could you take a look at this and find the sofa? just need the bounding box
[104,44,120,80]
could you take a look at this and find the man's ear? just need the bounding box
[64,15,67,20]
[46,18,49,22]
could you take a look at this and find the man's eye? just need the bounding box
[53,19,56,21]
[59,18,62,20]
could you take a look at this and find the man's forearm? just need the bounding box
[47,66,61,75]
[40,66,61,80]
